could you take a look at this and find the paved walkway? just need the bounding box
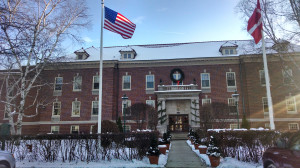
[165,140,207,168]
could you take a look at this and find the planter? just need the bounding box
[194,144,199,150]
[148,155,159,164]
[198,145,207,154]
[165,143,170,150]
[158,145,167,154]
[208,156,220,167]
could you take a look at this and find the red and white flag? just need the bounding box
[247,0,263,44]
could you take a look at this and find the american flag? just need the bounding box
[104,7,136,39]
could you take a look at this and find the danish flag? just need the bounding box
[247,0,263,44]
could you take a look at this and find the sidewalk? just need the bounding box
[165,140,207,168]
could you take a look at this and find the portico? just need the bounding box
[155,85,201,133]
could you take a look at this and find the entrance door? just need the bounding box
[168,114,189,132]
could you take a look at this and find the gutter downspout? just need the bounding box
[239,58,246,116]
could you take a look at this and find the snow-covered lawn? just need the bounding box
[186,140,263,168]
[16,145,169,168]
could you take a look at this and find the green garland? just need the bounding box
[157,101,167,125]
[190,100,200,124]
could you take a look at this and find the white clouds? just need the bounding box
[83,36,93,43]
[133,16,145,24]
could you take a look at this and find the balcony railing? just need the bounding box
[157,84,199,91]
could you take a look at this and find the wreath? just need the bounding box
[170,68,185,83]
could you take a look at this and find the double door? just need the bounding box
[168,114,189,132]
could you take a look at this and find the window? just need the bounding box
[289,123,299,130]
[282,69,293,84]
[259,70,266,85]
[51,126,59,134]
[201,73,210,88]
[262,97,269,115]
[146,100,155,108]
[172,81,183,85]
[92,101,98,115]
[54,77,63,91]
[93,76,99,90]
[228,98,237,114]
[52,102,61,116]
[73,76,82,91]
[146,75,154,89]
[122,100,131,116]
[124,125,131,132]
[122,75,131,90]
[70,125,79,134]
[4,111,8,119]
[127,53,132,59]
[286,96,297,113]
[230,124,238,129]
[202,98,211,106]
[72,100,81,116]
[265,123,270,129]
[226,72,236,87]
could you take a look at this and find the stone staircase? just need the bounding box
[171,132,188,140]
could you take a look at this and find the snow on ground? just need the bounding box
[16,145,169,168]
[186,140,263,168]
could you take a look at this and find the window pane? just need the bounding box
[92,101,98,115]
[53,102,61,116]
[124,54,127,59]
[93,76,99,90]
[128,54,131,58]
[123,76,131,89]
[146,75,154,89]
[74,76,82,90]
[55,77,63,91]
[260,70,266,85]
[72,101,80,116]
[201,73,210,88]
[227,73,236,87]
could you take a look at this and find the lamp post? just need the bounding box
[232,90,240,129]
[121,94,128,133]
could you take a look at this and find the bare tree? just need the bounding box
[0,0,89,135]
[237,0,300,89]
[200,102,231,130]
[127,103,153,130]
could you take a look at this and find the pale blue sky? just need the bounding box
[64,0,251,53]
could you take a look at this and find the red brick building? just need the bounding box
[1,40,300,134]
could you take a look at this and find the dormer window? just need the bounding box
[219,41,238,55]
[119,46,136,60]
[74,48,89,60]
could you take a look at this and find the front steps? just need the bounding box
[171,132,188,140]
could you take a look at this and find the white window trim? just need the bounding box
[70,125,79,134]
[122,100,131,116]
[288,123,299,130]
[202,98,211,106]
[259,70,266,86]
[122,75,131,90]
[265,123,270,129]
[92,76,99,91]
[91,101,99,116]
[146,75,155,90]
[72,101,81,117]
[146,100,155,108]
[90,125,94,134]
[51,126,59,134]
[52,101,61,117]
[226,72,236,88]
[54,77,63,91]
[286,96,297,114]
[201,73,211,89]
[73,76,82,91]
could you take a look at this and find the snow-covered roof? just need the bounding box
[65,40,300,62]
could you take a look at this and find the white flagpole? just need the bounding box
[261,30,275,130]
[98,0,104,134]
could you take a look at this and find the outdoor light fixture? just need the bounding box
[121,94,128,133]
[232,90,240,129]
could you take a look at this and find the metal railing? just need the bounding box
[157,84,198,91]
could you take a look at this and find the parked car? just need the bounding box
[0,151,15,168]
[263,134,300,168]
